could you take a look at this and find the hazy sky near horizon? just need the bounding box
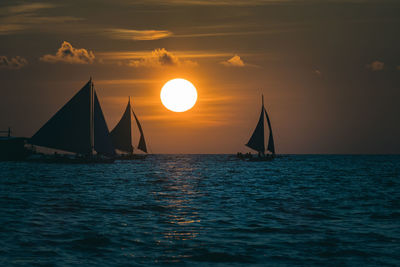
[1,0,399,153]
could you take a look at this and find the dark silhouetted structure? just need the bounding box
[238,95,275,161]
[110,97,148,160]
[0,128,32,161]
[29,78,115,163]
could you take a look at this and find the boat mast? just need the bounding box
[90,77,94,156]
[262,94,264,107]
[263,93,275,156]
[129,96,133,154]
[262,94,265,156]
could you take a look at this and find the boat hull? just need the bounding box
[26,154,115,164]
[247,156,274,162]
[0,138,32,161]
[237,152,275,162]
[115,154,147,160]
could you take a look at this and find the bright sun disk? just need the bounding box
[160,78,197,112]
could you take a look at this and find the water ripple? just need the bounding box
[0,155,399,265]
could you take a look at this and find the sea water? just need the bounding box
[0,155,399,266]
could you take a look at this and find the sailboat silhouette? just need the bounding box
[29,78,115,163]
[238,94,276,161]
[110,97,148,160]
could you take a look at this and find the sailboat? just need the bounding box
[237,94,276,161]
[29,78,115,163]
[110,97,148,160]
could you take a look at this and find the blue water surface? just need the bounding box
[0,155,399,266]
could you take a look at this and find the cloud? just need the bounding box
[97,50,234,61]
[0,24,25,35]
[40,41,95,64]
[95,79,158,85]
[221,55,245,67]
[96,50,267,67]
[127,48,197,67]
[0,3,82,35]
[313,69,321,75]
[0,3,54,15]
[106,29,173,40]
[126,0,299,6]
[366,60,384,71]
[0,56,28,69]
[173,28,299,38]
[131,0,400,6]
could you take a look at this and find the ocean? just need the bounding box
[0,155,399,266]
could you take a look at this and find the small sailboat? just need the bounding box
[110,97,148,160]
[29,78,115,163]
[237,94,276,161]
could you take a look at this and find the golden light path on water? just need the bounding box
[151,157,202,243]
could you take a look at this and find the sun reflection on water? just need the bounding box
[151,156,204,242]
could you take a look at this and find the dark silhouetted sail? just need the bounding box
[246,106,265,153]
[111,98,148,154]
[245,95,276,155]
[264,107,275,154]
[132,108,147,153]
[30,79,115,157]
[30,81,92,154]
[94,92,115,156]
[110,101,133,153]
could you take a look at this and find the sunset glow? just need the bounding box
[1,0,399,154]
[160,79,198,112]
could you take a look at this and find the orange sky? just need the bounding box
[1,0,400,153]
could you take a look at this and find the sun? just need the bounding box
[160,78,198,112]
